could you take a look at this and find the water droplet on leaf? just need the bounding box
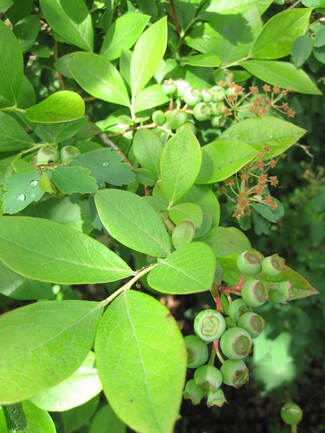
[17,194,26,202]
[30,179,38,187]
[102,161,109,167]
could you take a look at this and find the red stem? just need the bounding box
[169,0,181,35]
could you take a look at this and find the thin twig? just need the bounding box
[288,0,300,9]
[99,133,134,169]
[169,0,181,35]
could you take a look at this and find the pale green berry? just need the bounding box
[228,299,250,323]
[221,359,249,388]
[269,281,292,304]
[176,79,190,98]
[193,102,212,121]
[237,249,264,275]
[184,87,202,106]
[220,327,253,360]
[201,88,214,102]
[184,335,209,369]
[194,365,223,392]
[281,402,303,426]
[165,110,187,130]
[241,279,268,307]
[183,379,205,405]
[194,309,226,343]
[162,79,177,96]
[60,145,80,164]
[211,115,222,127]
[36,145,59,165]
[207,388,227,408]
[211,85,225,101]
[262,254,285,276]
[152,110,166,126]
[238,312,265,338]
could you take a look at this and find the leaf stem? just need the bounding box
[169,0,181,35]
[101,264,157,307]
[99,133,134,169]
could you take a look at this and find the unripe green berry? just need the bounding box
[228,299,250,323]
[194,309,226,343]
[193,102,212,121]
[237,249,264,275]
[225,316,236,328]
[220,327,253,359]
[241,279,268,307]
[262,254,285,276]
[152,110,166,126]
[201,88,213,103]
[210,85,225,101]
[211,101,225,115]
[211,115,222,128]
[221,359,249,388]
[184,87,202,106]
[165,110,187,130]
[269,281,292,304]
[238,312,265,338]
[176,79,190,98]
[60,145,80,164]
[162,79,177,96]
[194,365,223,392]
[207,388,227,408]
[36,145,59,165]
[281,402,303,426]
[184,335,209,369]
[183,379,205,405]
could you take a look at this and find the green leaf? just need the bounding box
[95,290,186,433]
[30,352,102,412]
[0,261,53,300]
[0,216,133,284]
[39,0,93,51]
[200,0,272,15]
[13,14,40,53]
[202,226,251,256]
[17,75,36,108]
[0,111,33,152]
[185,23,221,54]
[221,116,306,158]
[68,52,130,107]
[148,242,215,294]
[0,0,13,13]
[0,300,103,404]
[34,118,87,143]
[132,129,162,177]
[72,149,135,186]
[197,138,258,183]
[160,126,202,206]
[313,45,325,63]
[62,396,99,433]
[17,401,56,433]
[181,53,220,67]
[52,166,98,194]
[251,200,284,222]
[131,17,168,96]
[301,0,325,7]
[133,84,169,113]
[241,60,322,95]
[251,8,312,59]
[100,13,149,60]
[4,169,44,214]
[314,27,325,47]
[291,35,313,67]
[90,404,126,433]
[169,203,203,228]
[26,91,85,123]
[0,20,23,107]
[182,185,220,226]
[95,189,171,257]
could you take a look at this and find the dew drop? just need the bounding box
[102,161,109,167]
[17,194,26,202]
[30,179,38,187]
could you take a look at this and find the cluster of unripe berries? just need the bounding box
[35,145,80,165]
[183,249,290,408]
[151,79,228,131]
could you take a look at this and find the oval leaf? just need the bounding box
[39,0,93,51]
[147,242,216,294]
[0,111,33,152]
[160,126,202,206]
[0,216,133,284]
[132,129,162,177]
[26,91,85,123]
[95,189,171,257]
[68,52,130,106]
[131,17,168,96]
[0,300,103,404]
[221,116,306,158]
[95,290,186,433]
[30,352,102,412]
[202,227,251,257]
[196,138,258,183]
[89,404,126,433]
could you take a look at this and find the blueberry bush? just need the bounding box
[0,1,323,432]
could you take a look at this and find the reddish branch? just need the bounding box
[169,0,181,35]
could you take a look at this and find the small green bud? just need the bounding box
[60,145,80,164]
[184,87,202,106]
[262,254,285,276]
[207,388,227,408]
[221,359,249,388]
[228,299,250,323]
[36,145,59,165]
[172,221,195,250]
[201,88,213,103]
[184,335,209,369]
[176,79,190,98]
[183,379,205,405]
[269,281,292,304]
[193,102,212,121]
[165,110,187,130]
[211,115,222,128]
[194,309,226,343]
[220,327,253,360]
[237,249,264,275]
[210,85,225,101]
[241,279,268,307]
[238,312,265,338]
[152,110,166,126]
[194,365,223,392]
[211,101,225,115]
[162,79,177,96]
[281,402,303,426]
